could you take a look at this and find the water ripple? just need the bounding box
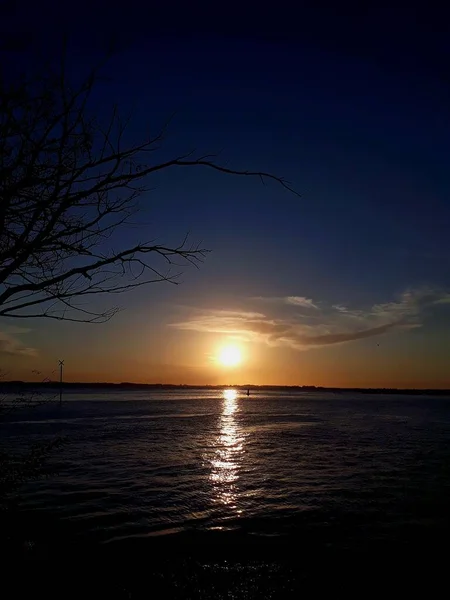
[2,389,449,543]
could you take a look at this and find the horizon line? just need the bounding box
[1,380,450,393]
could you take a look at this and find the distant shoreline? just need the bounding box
[1,381,449,396]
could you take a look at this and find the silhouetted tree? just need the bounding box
[0,53,299,525]
[0,57,298,323]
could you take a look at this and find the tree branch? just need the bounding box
[0,54,299,323]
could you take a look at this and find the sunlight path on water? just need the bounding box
[209,389,245,519]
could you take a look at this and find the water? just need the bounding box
[3,388,449,551]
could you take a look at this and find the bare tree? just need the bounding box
[0,58,298,324]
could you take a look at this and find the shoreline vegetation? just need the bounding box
[1,381,449,395]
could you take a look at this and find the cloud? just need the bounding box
[433,293,450,306]
[252,295,318,309]
[170,288,448,351]
[285,296,318,309]
[0,329,37,357]
[332,304,349,312]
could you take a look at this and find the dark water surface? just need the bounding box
[2,389,449,595]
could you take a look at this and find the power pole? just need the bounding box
[59,360,64,405]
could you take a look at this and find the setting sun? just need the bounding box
[217,345,242,367]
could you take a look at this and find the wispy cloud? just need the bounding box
[433,293,450,306]
[170,288,448,351]
[0,329,37,357]
[285,296,318,309]
[332,304,349,313]
[253,295,319,309]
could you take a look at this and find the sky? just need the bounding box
[1,2,450,387]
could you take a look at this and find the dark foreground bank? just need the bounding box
[1,508,448,598]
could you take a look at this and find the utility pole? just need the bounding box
[59,360,64,405]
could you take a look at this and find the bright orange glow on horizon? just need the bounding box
[3,326,450,390]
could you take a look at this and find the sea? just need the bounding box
[1,388,449,596]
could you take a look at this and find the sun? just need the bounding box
[217,345,242,367]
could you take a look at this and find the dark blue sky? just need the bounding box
[2,2,450,385]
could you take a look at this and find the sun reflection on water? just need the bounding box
[210,389,244,514]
